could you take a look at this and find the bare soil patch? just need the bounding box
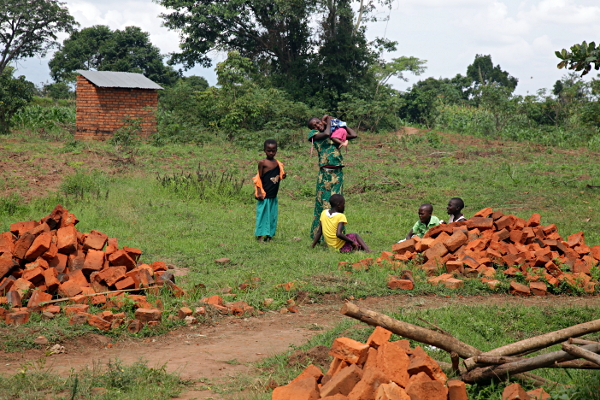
[2,294,600,399]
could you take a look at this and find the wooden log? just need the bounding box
[475,355,600,369]
[451,352,460,375]
[464,318,600,369]
[569,337,599,346]
[562,343,600,366]
[340,302,481,358]
[462,343,600,383]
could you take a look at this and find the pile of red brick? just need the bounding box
[272,326,467,400]
[0,205,183,328]
[387,208,600,295]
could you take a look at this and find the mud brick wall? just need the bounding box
[75,75,158,140]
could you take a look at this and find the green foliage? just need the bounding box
[0,67,35,134]
[157,167,248,203]
[0,193,25,216]
[110,117,143,149]
[41,82,74,100]
[11,104,75,139]
[60,170,110,200]
[49,25,180,85]
[158,52,313,147]
[0,359,186,399]
[466,54,518,92]
[556,40,600,76]
[0,0,77,76]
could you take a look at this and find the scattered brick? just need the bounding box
[5,310,30,325]
[330,337,370,365]
[502,383,529,400]
[135,308,162,323]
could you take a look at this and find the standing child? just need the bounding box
[405,203,441,240]
[253,139,286,242]
[444,197,466,223]
[307,115,357,148]
[311,194,370,252]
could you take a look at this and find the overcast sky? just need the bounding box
[14,0,600,96]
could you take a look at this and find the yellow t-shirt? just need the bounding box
[320,209,348,250]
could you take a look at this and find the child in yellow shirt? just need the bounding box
[311,194,370,252]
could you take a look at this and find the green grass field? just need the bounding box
[1,127,600,399]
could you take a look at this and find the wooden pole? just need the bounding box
[569,337,599,346]
[340,302,481,359]
[462,343,600,383]
[475,355,600,369]
[464,318,600,370]
[562,343,600,366]
[37,286,153,307]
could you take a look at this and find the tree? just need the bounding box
[466,54,518,92]
[0,67,34,134]
[49,25,180,86]
[556,41,600,76]
[157,0,394,108]
[0,0,77,76]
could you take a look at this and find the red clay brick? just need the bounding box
[467,217,494,230]
[391,239,415,254]
[442,278,464,289]
[201,294,224,306]
[13,232,35,259]
[423,242,448,261]
[128,319,143,333]
[347,365,390,400]
[408,347,447,384]
[443,230,468,253]
[330,337,370,365]
[105,238,119,255]
[27,290,52,308]
[13,278,34,296]
[83,249,105,274]
[135,308,162,323]
[5,310,30,325]
[0,258,18,280]
[273,376,320,400]
[509,281,530,296]
[567,231,584,248]
[376,341,410,388]
[98,266,127,286]
[405,380,448,400]
[447,380,468,400]
[527,388,550,400]
[87,315,111,331]
[290,364,323,385]
[83,230,108,251]
[320,364,363,397]
[375,383,410,400]
[58,281,83,297]
[473,207,493,218]
[387,279,414,290]
[64,304,90,315]
[56,225,78,254]
[68,248,85,271]
[114,276,135,290]
[366,327,392,349]
[502,383,529,400]
[107,249,136,270]
[24,231,52,261]
[22,267,44,285]
[10,221,38,236]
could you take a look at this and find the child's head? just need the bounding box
[263,139,277,159]
[418,203,433,224]
[307,117,325,132]
[447,197,464,215]
[329,194,345,213]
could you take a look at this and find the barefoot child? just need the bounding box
[405,203,441,240]
[253,139,286,242]
[308,115,357,148]
[444,197,466,223]
[311,194,370,252]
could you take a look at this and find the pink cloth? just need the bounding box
[330,127,347,141]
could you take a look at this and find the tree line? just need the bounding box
[1,0,599,142]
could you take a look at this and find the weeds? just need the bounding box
[60,169,110,200]
[157,165,247,202]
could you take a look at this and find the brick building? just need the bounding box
[75,70,163,140]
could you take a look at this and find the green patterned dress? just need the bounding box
[308,129,345,239]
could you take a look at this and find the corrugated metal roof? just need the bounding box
[76,70,163,90]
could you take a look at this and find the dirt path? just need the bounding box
[2,294,600,399]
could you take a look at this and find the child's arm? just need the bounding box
[405,229,414,240]
[336,222,358,249]
[311,223,323,248]
[256,160,265,200]
[345,126,358,140]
